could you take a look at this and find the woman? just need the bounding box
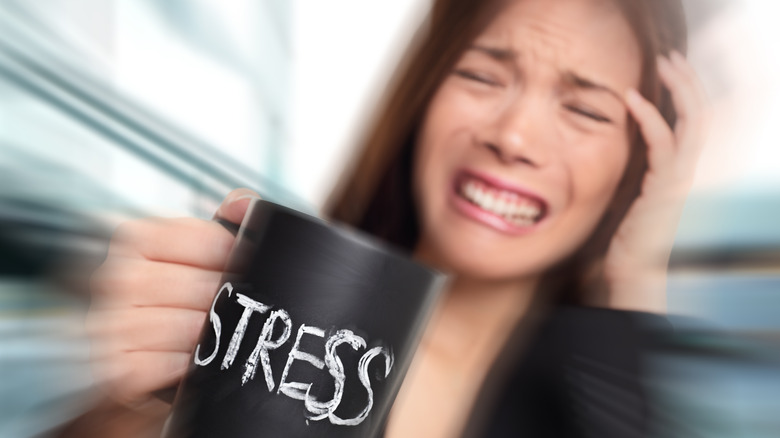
[85,0,708,436]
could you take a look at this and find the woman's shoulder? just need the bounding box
[476,306,678,437]
[541,305,675,346]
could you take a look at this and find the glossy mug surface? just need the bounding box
[166,200,446,438]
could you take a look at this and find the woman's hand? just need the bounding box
[604,52,710,313]
[88,188,259,409]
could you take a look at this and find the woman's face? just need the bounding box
[413,0,642,282]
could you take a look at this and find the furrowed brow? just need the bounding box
[469,45,517,62]
[563,71,622,102]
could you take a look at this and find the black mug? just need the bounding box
[165,199,447,438]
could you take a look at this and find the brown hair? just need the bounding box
[325,0,688,304]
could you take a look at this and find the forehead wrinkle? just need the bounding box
[479,10,570,55]
[560,71,622,102]
[522,21,570,54]
[482,15,576,74]
[472,0,641,91]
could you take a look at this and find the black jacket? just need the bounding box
[471,307,671,438]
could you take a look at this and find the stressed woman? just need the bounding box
[83,0,708,436]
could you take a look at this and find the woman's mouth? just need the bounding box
[452,171,547,231]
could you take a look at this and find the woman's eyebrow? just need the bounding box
[562,71,622,102]
[467,46,624,103]
[469,44,517,62]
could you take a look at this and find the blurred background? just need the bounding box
[0,0,778,437]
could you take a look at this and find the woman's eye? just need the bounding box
[564,104,612,124]
[454,69,501,87]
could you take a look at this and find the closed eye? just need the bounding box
[564,105,613,124]
[454,69,501,87]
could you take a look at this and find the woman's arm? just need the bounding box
[605,52,710,313]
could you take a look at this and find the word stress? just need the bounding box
[194,282,394,426]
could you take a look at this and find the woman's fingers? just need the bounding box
[670,51,709,106]
[626,53,709,184]
[97,351,192,406]
[94,307,207,354]
[110,218,235,270]
[625,88,676,171]
[94,259,222,310]
[667,51,711,166]
[88,188,262,407]
[214,188,261,225]
[657,54,704,128]
[89,304,196,404]
[656,54,709,158]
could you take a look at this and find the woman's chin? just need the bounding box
[452,259,541,285]
[415,238,548,286]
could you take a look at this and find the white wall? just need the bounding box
[288,0,430,208]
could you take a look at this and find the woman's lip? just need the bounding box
[448,169,549,235]
[457,169,547,207]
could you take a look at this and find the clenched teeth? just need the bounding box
[460,179,543,225]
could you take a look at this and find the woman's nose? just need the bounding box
[477,95,549,167]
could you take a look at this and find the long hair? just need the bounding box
[325,0,688,304]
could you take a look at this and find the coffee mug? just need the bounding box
[165,199,447,438]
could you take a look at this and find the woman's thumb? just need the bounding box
[214,188,261,225]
